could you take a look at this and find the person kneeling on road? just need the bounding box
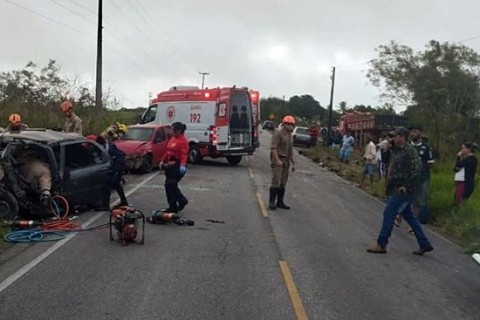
[160,122,189,213]
[94,135,129,211]
[269,115,296,210]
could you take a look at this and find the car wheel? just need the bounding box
[188,144,202,164]
[141,154,153,173]
[0,189,19,220]
[226,155,242,165]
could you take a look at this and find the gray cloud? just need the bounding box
[1,0,479,110]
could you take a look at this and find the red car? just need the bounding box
[114,124,172,173]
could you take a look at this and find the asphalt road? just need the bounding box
[0,130,479,320]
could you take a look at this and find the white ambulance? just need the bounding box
[139,86,259,165]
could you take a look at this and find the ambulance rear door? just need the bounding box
[215,90,232,151]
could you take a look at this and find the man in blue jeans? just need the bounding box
[367,127,434,255]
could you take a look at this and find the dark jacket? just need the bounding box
[454,155,478,199]
[108,143,126,174]
[386,143,421,196]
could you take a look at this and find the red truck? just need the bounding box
[339,111,407,145]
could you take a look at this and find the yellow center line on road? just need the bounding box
[279,260,309,320]
[256,191,269,218]
[249,165,269,218]
[248,167,255,179]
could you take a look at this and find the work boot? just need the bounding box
[177,198,189,212]
[268,188,278,210]
[276,187,290,210]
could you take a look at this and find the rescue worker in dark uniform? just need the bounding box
[92,135,128,210]
[160,122,189,213]
[60,100,83,135]
[269,115,296,210]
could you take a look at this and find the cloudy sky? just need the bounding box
[1,0,480,110]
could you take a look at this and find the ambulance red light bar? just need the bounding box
[250,91,259,102]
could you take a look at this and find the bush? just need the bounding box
[0,102,140,135]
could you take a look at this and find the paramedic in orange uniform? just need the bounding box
[160,122,189,213]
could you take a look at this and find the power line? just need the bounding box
[106,0,195,71]
[48,0,96,24]
[116,0,199,71]
[2,0,90,35]
[458,35,480,43]
[124,0,148,23]
[131,0,151,21]
[65,0,97,16]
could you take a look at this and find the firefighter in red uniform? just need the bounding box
[160,122,189,213]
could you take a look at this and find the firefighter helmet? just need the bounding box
[117,123,128,133]
[8,113,21,124]
[282,115,296,125]
[60,101,73,113]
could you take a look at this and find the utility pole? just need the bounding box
[327,67,336,142]
[199,72,209,89]
[95,0,103,109]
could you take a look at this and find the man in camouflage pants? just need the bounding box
[60,101,83,135]
[367,127,433,255]
[268,115,296,210]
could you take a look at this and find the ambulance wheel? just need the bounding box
[141,154,153,173]
[188,144,202,164]
[226,155,242,165]
[0,189,19,220]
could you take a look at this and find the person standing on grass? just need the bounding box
[359,134,377,188]
[410,125,435,224]
[339,130,354,164]
[331,129,342,150]
[454,142,478,207]
[367,127,433,255]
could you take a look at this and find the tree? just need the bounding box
[367,40,480,155]
[287,95,326,123]
[0,60,68,106]
[260,97,286,123]
[337,101,348,113]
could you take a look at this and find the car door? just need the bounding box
[61,140,110,206]
[151,127,169,165]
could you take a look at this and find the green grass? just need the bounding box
[304,145,480,252]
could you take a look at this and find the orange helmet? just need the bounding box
[282,115,296,125]
[9,113,21,125]
[60,101,73,113]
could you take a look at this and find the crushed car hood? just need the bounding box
[114,140,148,155]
